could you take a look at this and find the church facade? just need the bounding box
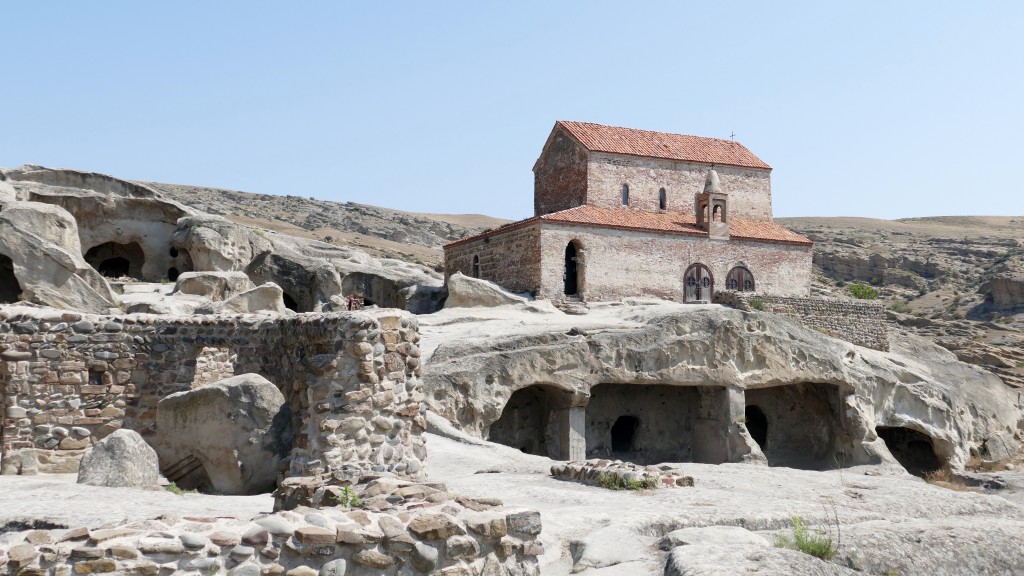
[444,121,813,303]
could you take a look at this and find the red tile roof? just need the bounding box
[556,121,771,170]
[444,205,812,248]
[540,205,811,245]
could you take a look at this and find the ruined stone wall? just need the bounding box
[716,291,889,351]
[0,307,425,480]
[538,224,813,301]
[444,223,542,295]
[533,126,589,216]
[586,154,773,220]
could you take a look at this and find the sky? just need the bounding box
[3,2,1023,221]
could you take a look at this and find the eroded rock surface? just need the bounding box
[157,373,291,495]
[76,429,159,489]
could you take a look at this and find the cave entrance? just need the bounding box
[611,416,639,452]
[84,241,145,280]
[341,272,403,310]
[586,384,724,465]
[745,405,768,450]
[876,426,941,477]
[282,293,299,312]
[744,383,841,470]
[0,254,21,303]
[487,384,572,459]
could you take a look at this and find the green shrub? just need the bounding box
[331,486,362,508]
[889,302,911,314]
[164,482,198,495]
[847,283,878,300]
[774,515,836,560]
[748,297,766,311]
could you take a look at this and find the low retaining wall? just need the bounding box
[716,292,889,351]
[0,306,425,481]
[0,477,542,576]
[551,459,693,489]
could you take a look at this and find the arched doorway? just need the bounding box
[684,263,712,303]
[564,241,580,296]
[727,266,755,292]
[611,416,639,452]
[745,405,768,449]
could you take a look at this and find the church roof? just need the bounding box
[540,205,811,245]
[444,205,812,248]
[556,121,772,170]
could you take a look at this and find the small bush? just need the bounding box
[597,472,658,491]
[889,302,911,314]
[847,283,878,300]
[331,486,362,508]
[164,482,197,495]
[748,297,766,311]
[774,515,836,560]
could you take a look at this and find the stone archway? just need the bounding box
[0,254,21,303]
[84,241,145,280]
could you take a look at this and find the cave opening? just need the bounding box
[282,293,299,312]
[610,416,639,453]
[876,426,942,477]
[487,384,571,459]
[85,241,145,280]
[0,254,21,303]
[744,383,841,470]
[745,405,768,450]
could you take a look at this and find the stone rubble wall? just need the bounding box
[0,306,425,482]
[0,477,541,576]
[551,459,694,489]
[715,291,889,351]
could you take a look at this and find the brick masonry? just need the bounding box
[716,291,890,351]
[445,223,542,295]
[0,306,426,480]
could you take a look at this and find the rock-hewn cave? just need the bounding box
[84,241,146,280]
[876,426,942,476]
[744,383,841,470]
[585,384,728,465]
[487,384,571,459]
[341,272,405,310]
[0,254,21,303]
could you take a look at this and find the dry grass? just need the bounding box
[923,468,981,492]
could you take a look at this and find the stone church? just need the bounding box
[444,121,813,303]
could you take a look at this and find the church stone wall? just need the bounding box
[533,127,589,216]
[0,307,426,480]
[586,153,773,220]
[444,223,542,295]
[537,224,812,302]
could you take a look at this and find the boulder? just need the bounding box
[659,526,770,551]
[157,373,291,495]
[172,215,272,272]
[195,283,288,315]
[77,429,159,488]
[172,271,256,301]
[980,274,1024,310]
[444,272,530,309]
[982,432,1020,468]
[0,200,117,312]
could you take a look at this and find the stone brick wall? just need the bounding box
[538,224,813,302]
[533,126,589,216]
[444,223,542,295]
[0,307,426,480]
[586,154,773,220]
[716,291,889,351]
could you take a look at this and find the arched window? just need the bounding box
[658,188,667,210]
[713,204,723,222]
[726,266,755,291]
[472,255,480,278]
[621,184,630,205]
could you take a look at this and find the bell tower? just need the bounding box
[696,168,729,240]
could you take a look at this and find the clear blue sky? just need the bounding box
[3,2,1022,221]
